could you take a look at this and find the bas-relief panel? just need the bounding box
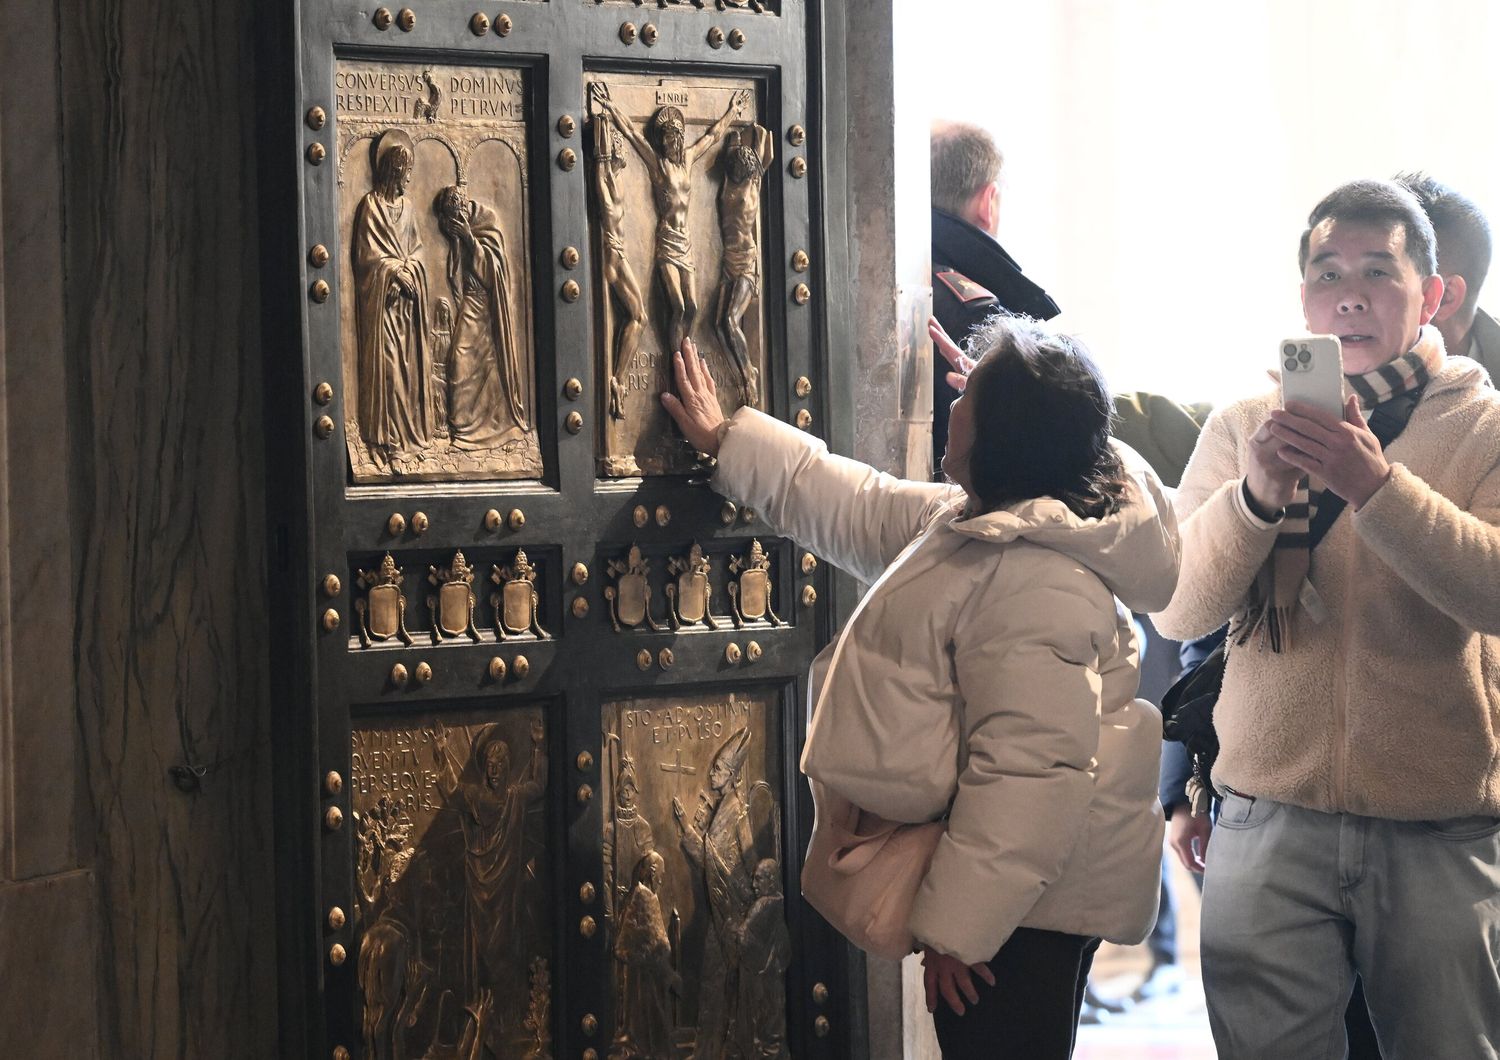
[601,691,791,1059]
[336,61,542,484]
[351,709,553,1059]
[586,74,773,477]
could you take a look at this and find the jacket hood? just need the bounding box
[945,442,1181,613]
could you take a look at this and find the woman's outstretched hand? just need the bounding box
[921,945,997,1017]
[930,316,975,393]
[660,337,726,457]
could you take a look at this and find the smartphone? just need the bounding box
[1279,335,1344,417]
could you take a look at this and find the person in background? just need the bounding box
[930,121,1060,468]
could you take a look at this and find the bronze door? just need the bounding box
[262,3,848,1058]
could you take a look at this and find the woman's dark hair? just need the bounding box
[962,315,1128,520]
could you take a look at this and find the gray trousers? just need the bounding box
[1200,791,1500,1059]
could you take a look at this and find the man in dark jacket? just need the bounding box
[930,122,1059,467]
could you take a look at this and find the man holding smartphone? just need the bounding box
[1153,179,1500,1058]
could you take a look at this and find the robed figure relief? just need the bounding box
[435,184,533,449]
[594,88,750,356]
[432,717,548,1052]
[715,125,773,407]
[354,129,433,473]
[611,851,682,1060]
[673,728,759,1059]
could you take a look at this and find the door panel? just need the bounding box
[269,3,847,1057]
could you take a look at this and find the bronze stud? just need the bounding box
[658,647,674,670]
[746,641,762,662]
[725,643,742,665]
[740,507,757,524]
[322,607,341,632]
[720,501,738,525]
[619,21,637,44]
[557,113,576,138]
[788,123,807,146]
[654,505,670,527]
[577,783,593,804]
[792,249,810,273]
[390,663,409,688]
[707,26,725,47]
[794,375,812,398]
[636,648,653,671]
[322,573,342,598]
[508,508,526,531]
[790,156,807,179]
[793,282,811,305]
[397,8,415,31]
[632,505,649,528]
[414,661,433,685]
[324,806,344,831]
[488,656,507,681]
[372,7,393,29]
[571,561,590,585]
[334,1048,351,1060]
[802,585,818,608]
[484,509,502,532]
[329,943,348,966]
[571,597,589,619]
[561,278,581,302]
[328,906,346,931]
[411,511,429,535]
[796,409,813,430]
[580,881,597,904]
[324,770,344,795]
[308,243,330,268]
[566,411,584,434]
[814,1015,831,1038]
[561,246,580,269]
[314,380,334,404]
[387,512,407,536]
[496,13,512,35]
[577,751,595,771]
[314,415,335,439]
[563,377,583,400]
[513,655,530,678]
[305,106,327,131]
[306,142,326,165]
[583,1051,599,1060]
[582,1013,600,1037]
[310,279,330,303]
[641,22,659,45]
[801,552,818,575]
[812,981,830,1005]
[558,147,577,172]
[728,27,746,48]
[469,11,489,34]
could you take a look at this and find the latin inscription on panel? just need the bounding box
[585,74,772,477]
[336,61,543,484]
[601,690,791,1058]
[350,709,553,1059]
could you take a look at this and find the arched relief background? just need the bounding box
[335,60,540,485]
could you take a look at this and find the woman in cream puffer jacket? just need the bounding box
[662,316,1181,1058]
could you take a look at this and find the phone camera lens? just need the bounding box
[1282,343,1298,358]
[1284,357,1299,371]
[1297,349,1312,364]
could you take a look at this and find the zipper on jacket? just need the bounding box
[1332,536,1356,808]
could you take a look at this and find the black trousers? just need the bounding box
[931,927,1101,1059]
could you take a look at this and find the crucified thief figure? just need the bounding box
[715,124,773,406]
[590,87,651,421]
[595,88,750,364]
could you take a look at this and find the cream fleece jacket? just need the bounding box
[714,408,1180,964]
[1154,356,1500,819]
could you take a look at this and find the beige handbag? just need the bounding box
[800,779,945,962]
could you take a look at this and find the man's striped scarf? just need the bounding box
[1241,326,1444,652]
